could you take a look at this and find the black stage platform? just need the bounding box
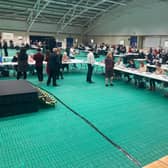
[0,80,38,117]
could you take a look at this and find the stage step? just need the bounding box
[143,156,168,168]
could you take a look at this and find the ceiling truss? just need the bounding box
[0,0,128,32]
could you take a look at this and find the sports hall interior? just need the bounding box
[0,0,168,168]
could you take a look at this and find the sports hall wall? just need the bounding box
[0,19,83,48]
[86,0,168,49]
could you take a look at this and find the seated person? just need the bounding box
[127,59,136,68]
[115,57,124,67]
[12,52,19,75]
[139,61,147,72]
[114,58,124,79]
[149,63,165,91]
[146,52,154,65]
[12,52,19,62]
[162,52,168,64]
[125,59,136,82]
[139,50,145,59]
[134,62,147,87]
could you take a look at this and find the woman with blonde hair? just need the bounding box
[105,52,115,86]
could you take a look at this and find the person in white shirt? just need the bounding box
[86,48,95,83]
[62,52,69,72]
[70,46,75,58]
[70,46,77,68]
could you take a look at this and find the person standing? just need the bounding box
[86,48,95,83]
[56,48,64,79]
[33,48,44,82]
[45,50,50,76]
[62,51,69,72]
[105,52,115,86]
[0,36,2,57]
[70,46,77,68]
[17,48,28,80]
[47,48,60,86]
[3,40,8,56]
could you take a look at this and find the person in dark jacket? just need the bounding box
[56,48,64,79]
[17,48,28,80]
[47,48,60,86]
[105,52,115,86]
[3,40,8,56]
[33,48,44,82]
[45,50,50,75]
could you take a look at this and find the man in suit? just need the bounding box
[47,48,60,86]
[3,40,8,56]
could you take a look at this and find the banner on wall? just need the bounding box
[130,36,137,47]
[2,32,14,41]
[164,41,168,47]
[119,40,125,45]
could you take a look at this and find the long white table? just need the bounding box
[62,59,87,70]
[0,59,85,67]
[147,64,168,71]
[94,62,168,83]
[126,52,139,56]
[115,66,168,83]
[114,53,139,57]
[114,54,126,57]
[62,59,86,64]
[2,54,36,62]
[134,58,146,62]
[2,56,13,62]
[1,58,168,83]
[0,61,47,66]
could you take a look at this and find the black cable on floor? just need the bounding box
[32,82,142,168]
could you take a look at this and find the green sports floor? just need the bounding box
[0,50,168,168]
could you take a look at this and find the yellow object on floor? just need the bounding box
[144,156,168,168]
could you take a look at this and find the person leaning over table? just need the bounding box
[86,48,95,83]
[149,62,165,91]
[105,52,115,86]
